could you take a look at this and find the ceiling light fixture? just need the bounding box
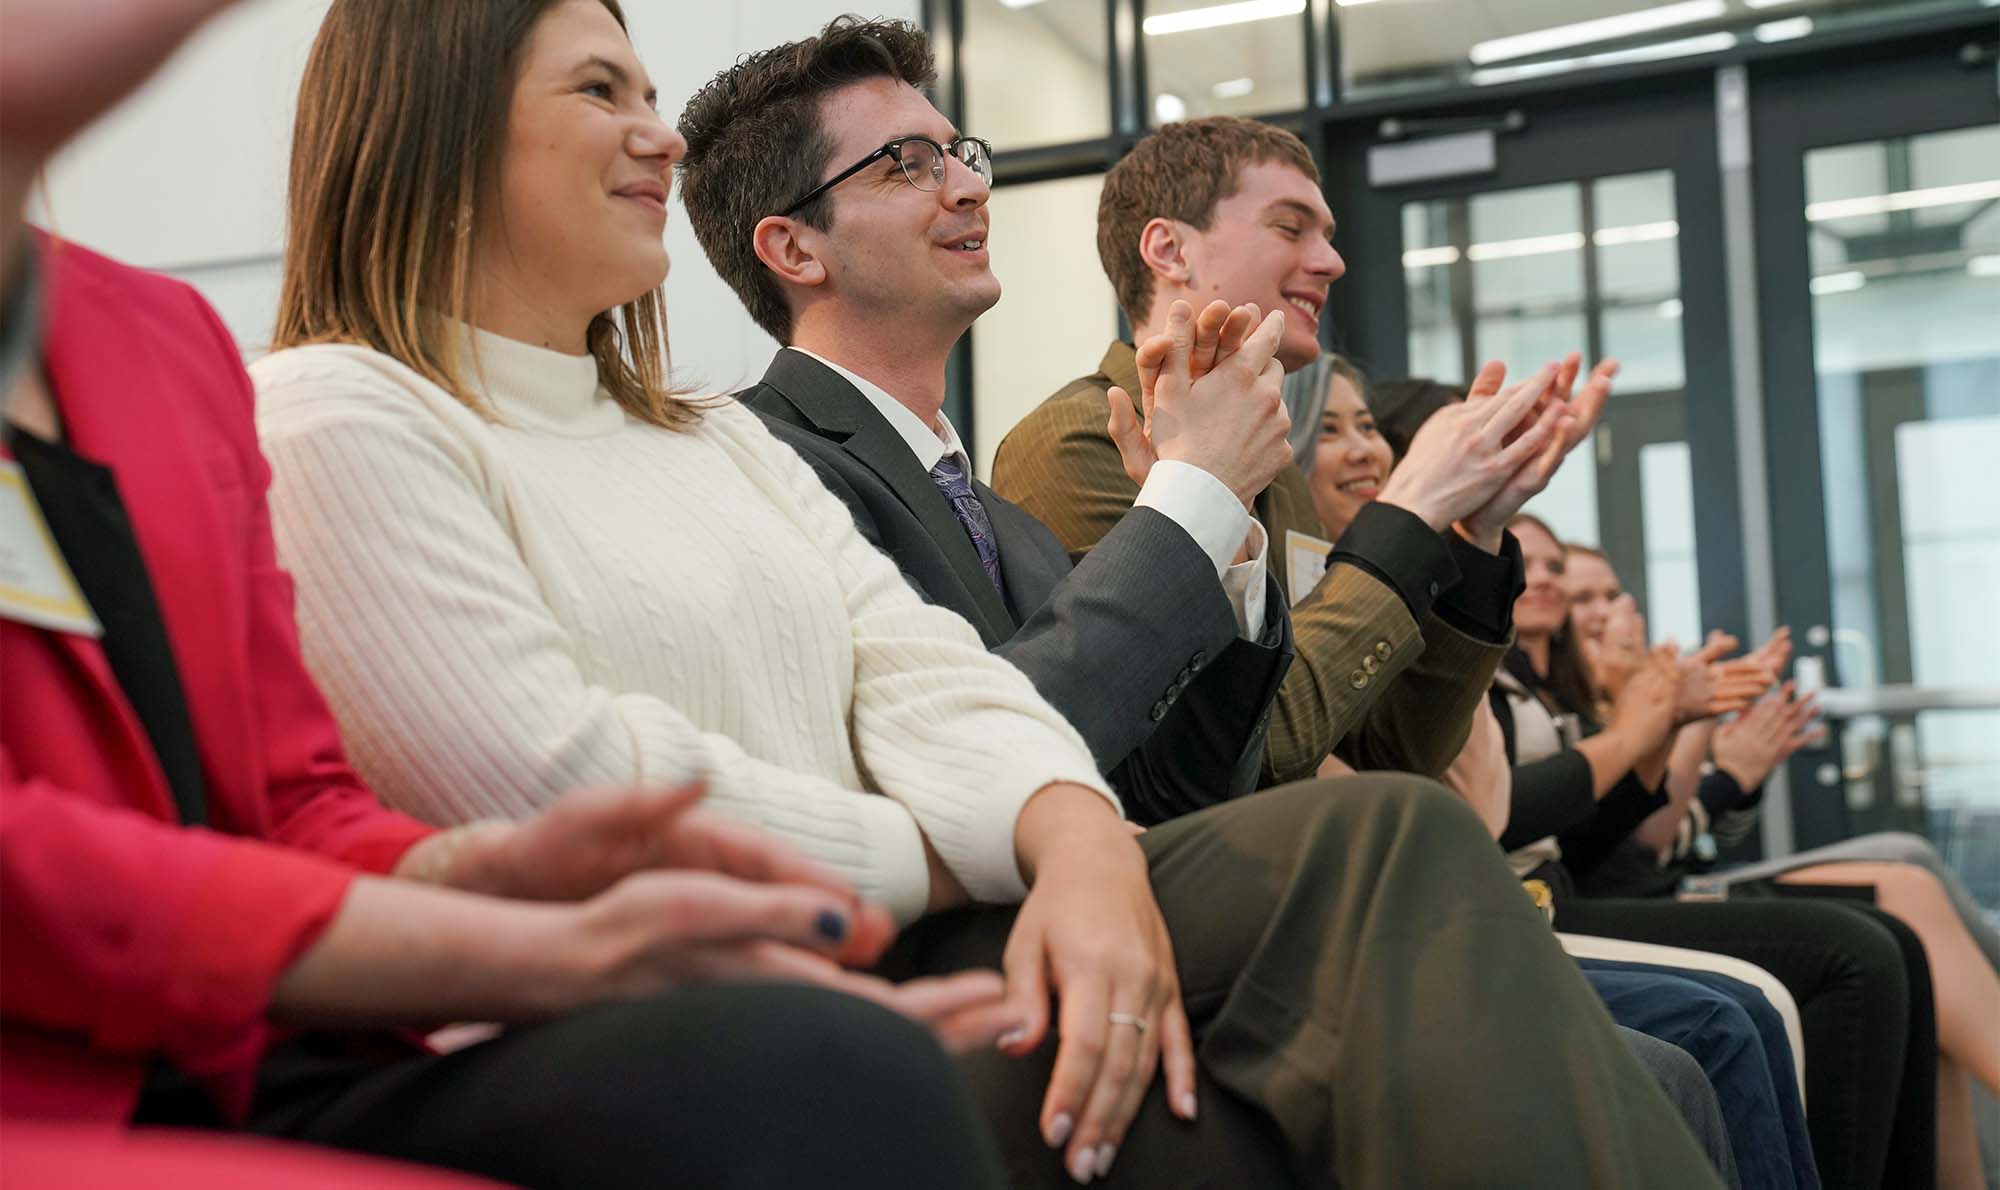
[1592,220,1680,247]
[1968,254,2000,278]
[1468,0,1725,65]
[1212,77,1257,98]
[997,0,1048,8]
[1401,245,1462,268]
[1809,270,1866,296]
[1753,16,1813,41]
[1401,220,1680,268]
[1806,179,2000,222]
[1143,0,1305,36]
[1470,32,1735,85]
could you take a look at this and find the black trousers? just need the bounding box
[138,983,1007,1190]
[1556,895,1937,1190]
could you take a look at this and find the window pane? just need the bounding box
[1594,171,1683,392]
[971,175,1118,478]
[1468,182,1588,379]
[1143,0,1306,123]
[1638,441,1700,647]
[1401,202,1463,384]
[963,0,1110,150]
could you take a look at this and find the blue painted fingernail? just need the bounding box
[814,910,848,942]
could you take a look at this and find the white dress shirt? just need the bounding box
[790,348,1269,640]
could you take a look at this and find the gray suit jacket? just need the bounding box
[740,348,1293,823]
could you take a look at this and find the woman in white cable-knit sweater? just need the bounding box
[249,2,1734,1186]
[253,2,1207,1178]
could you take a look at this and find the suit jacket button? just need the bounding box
[1151,700,1168,721]
[1374,640,1392,660]
[1191,650,1207,667]
[1348,670,1369,690]
[1178,665,1194,684]
[1362,655,1380,675]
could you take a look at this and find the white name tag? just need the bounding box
[0,457,101,636]
[1284,528,1334,609]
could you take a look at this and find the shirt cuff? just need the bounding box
[1435,527,1526,643]
[1219,519,1269,640]
[1136,461,1253,576]
[1330,501,1460,624]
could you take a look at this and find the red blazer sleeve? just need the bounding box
[181,286,435,874]
[0,752,354,1072]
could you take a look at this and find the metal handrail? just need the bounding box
[1814,684,2000,718]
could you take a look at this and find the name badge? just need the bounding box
[0,458,101,636]
[1284,528,1334,609]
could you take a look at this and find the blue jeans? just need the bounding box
[1581,960,1817,1190]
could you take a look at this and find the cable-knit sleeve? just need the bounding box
[709,404,1119,905]
[253,357,937,922]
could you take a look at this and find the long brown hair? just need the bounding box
[273,0,694,428]
[1508,513,1602,723]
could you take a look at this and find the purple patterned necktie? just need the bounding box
[928,455,1007,598]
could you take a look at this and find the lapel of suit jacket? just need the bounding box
[758,350,1018,634]
[976,480,1060,625]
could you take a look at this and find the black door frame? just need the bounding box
[1747,26,2000,850]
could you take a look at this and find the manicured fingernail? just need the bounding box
[1068,1146,1096,1183]
[1045,1113,1073,1148]
[1177,1091,1198,1120]
[997,1027,1027,1050]
[1094,1144,1117,1178]
[814,910,848,943]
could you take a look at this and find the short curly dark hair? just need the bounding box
[677,16,936,345]
[1099,118,1319,328]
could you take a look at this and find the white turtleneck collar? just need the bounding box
[464,326,626,438]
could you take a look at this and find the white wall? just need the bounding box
[33,0,918,392]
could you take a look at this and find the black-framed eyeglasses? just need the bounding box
[778,135,994,217]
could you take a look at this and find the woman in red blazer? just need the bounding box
[0,3,1012,1186]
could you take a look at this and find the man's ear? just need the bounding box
[752,215,829,290]
[1137,216,1194,288]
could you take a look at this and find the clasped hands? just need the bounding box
[401,777,1192,1185]
[1107,297,1620,553]
[394,782,1019,1054]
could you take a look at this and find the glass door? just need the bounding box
[1751,30,2000,905]
[1325,74,1750,647]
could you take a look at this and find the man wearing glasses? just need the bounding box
[695,52,1298,828]
[677,16,1721,1190]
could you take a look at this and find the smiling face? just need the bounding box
[474,0,683,337]
[1308,372,1392,539]
[1512,518,1572,641]
[796,75,997,343]
[1180,161,1344,371]
[1564,549,1624,643]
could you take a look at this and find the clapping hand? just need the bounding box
[1456,353,1618,550]
[1675,631,1778,725]
[1375,359,1576,540]
[1106,298,1292,506]
[1712,681,1824,792]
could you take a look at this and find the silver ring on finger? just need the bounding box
[1107,1011,1149,1034]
